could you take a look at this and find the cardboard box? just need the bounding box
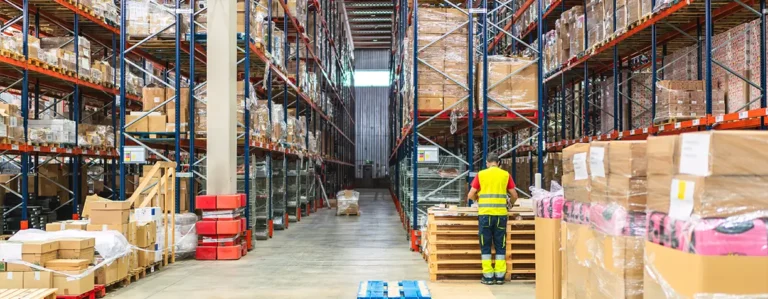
[46,220,88,231]
[563,143,590,174]
[53,270,94,296]
[138,247,153,267]
[89,200,131,225]
[589,233,644,299]
[609,141,647,177]
[148,114,166,132]
[535,217,562,299]
[644,242,768,298]
[607,175,647,211]
[136,222,157,247]
[646,135,679,175]
[563,222,594,299]
[125,113,148,132]
[588,141,610,178]
[417,97,443,111]
[678,131,768,176]
[118,255,128,280]
[58,238,96,261]
[45,259,90,271]
[4,240,59,272]
[87,223,128,235]
[23,271,52,288]
[0,272,24,288]
[647,174,768,218]
[128,221,137,245]
[142,86,166,112]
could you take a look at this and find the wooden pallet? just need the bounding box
[653,116,698,126]
[506,215,536,278]
[0,50,23,60]
[129,268,146,282]
[336,211,360,216]
[0,289,57,299]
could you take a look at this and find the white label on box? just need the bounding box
[692,119,700,126]
[669,179,695,220]
[154,96,160,103]
[9,117,17,127]
[679,133,711,175]
[34,272,40,280]
[630,129,635,135]
[716,115,724,123]
[642,127,648,134]
[572,153,588,180]
[675,122,681,129]
[618,131,623,138]
[0,243,22,260]
[6,272,12,279]
[589,146,606,178]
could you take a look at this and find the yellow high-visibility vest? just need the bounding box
[477,166,510,216]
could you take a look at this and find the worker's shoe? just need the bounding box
[481,277,494,285]
[495,277,506,285]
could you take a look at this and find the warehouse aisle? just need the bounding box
[110,189,534,298]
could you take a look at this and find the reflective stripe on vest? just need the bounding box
[477,167,510,216]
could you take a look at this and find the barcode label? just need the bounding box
[692,119,700,126]
[716,115,724,123]
[642,128,649,134]
[739,111,748,119]
[675,122,681,129]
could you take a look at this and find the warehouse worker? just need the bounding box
[466,152,518,285]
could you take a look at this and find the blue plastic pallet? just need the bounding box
[357,280,431,299]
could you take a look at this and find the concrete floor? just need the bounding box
[111,189,535,298]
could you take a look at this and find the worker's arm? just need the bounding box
[467,175,480,203]
[467,187,479,202]
[507,175,519,208]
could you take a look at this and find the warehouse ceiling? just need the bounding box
[344,0,394,49]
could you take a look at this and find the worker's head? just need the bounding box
[486,153,500,168]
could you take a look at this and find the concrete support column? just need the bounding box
[206,0,237,194]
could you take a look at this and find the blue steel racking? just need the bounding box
[536,0,768,151]
[0,0,354,234]
[388,0,545,250]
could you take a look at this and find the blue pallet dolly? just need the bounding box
[357,280,431,299]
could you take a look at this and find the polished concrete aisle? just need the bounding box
[111,189,534,298]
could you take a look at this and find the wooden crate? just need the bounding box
[426,207,534,282]
[507,214,536,280]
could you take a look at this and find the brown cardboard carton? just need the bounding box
[590,175,609,203]
[678,131,768,176]
[646,173,673,212]
[0,272,24,288]
[58,238,96,261]
[138,247,153,267]
[53,270,94,296]
[87,223,128,235]
[588,141,610,178]
[562,143,590,174]
[118,256,128,280]
[589,233,644,299]
[644,242,768,298]
[648,174,768,218]
[563,222,594,299]
[45,259,90,271]
[141,86,166,112]
[125,114,148,132]
[45,220,88,231]
[128,221,138,245]
[609,141,647,177]
[607,175,647,211]
[646,135,679,175]
[5,240,59,271]
[147,114,166,132]
[417,97,443,111]
[89,209,130,225]
[535,217,562,299]
[562,172,589,189]
[136,222,153,247]
[23,271,52,288]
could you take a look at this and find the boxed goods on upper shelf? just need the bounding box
[126,0,189,39]
[478,56,538,112]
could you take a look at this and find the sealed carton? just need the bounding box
[53,270,94,296]
[646,135,678,175]
[142,86,166,112]
[609,141,647,177]
[644,242,768,298]
[0,272,24,288]
[648,174,768,218]
[4,240,59,272]
[125,113,149,132]
[678,131,768,176]
[563,222,594,299]
[89,200,131,225]
[589,233,644,299]
[58,238,96,261]
[588,141,610,178]
[562,143,590,174]
[23,271,52,288]
[46,220,88,231]
[45,259,90,271]
[535,217,562,299]
[87,223,129,235]
[147,114,166,132]
[607,175,647,211]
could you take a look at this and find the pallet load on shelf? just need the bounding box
[587,140,647,299]
[336,190,360,216]
[644,131,768,298]
[560,142,592,299]
[270,0,307,29]
[125,0,189,39]
[78,124,116,149]
[654,80,725,124]
[406,7,468,113]
[478,55,538,113]
[27,119,76,146]
[0,102,24,144]
[195,194,248,260]
[424,206,534,282]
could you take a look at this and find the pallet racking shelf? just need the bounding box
[388,0,545,250]
[1,0,355,236]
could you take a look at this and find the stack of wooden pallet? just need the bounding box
[425,207,535,282]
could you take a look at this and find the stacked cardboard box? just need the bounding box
[410,7,468,112]
[654,80,726,124]
[644,131,768,297]
[126,0,188,38]
[195,194,248,260]
[534,180,565,299]
[560,143,593,299]
[47,259,94,296]
[0,240,57,290]
[587,141,647,299]
[478,56,538,112]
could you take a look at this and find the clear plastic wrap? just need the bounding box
[568,10,585,58]
[171,213,198,259]
[654,80,725,124]
[480,55,538,112]
[336,190,360,215]
[643,131,768,298]
[532,181,565,219]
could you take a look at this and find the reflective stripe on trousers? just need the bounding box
[478,215,507,279]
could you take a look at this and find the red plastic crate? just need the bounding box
[240,218,247,232]
[196,195,217,210]
[198,235,242,247]
[196,246,217,260]
[217,194,242,209]
[240,193,247,208]
[241,241,248,256]
[217,245,242,260]
[217,219,242,235]
[195,221,217,235]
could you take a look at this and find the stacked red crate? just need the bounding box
[195,194,248,260]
